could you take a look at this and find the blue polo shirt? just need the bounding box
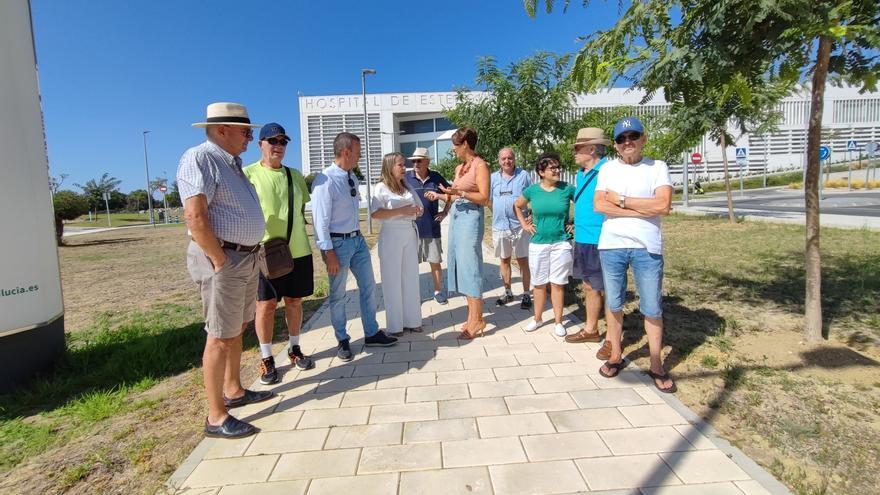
[574,158,606,244]
[490,168,532,231]
[406,169,450,238]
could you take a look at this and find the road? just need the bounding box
[684,189,880,217]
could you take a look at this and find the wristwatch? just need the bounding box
[619,195,626,209]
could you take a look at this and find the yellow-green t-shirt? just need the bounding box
[243,162,312,258]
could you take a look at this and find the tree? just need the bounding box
[165,180,181,208]
[445,52,573,168]
[75,173,123,211]
[526,0,880,341]
[49,173,69,194]
[52,190,89,243]
[127,189,149,211]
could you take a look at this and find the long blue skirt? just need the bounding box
[447,200,484,298]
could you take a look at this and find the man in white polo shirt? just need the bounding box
[593,117,676,394]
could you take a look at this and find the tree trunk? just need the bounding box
[720,132,736,223]
[804,36,831,342]
[54,215,64,246]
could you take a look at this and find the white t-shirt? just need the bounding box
[595,158,672,254]
[370,182,420,226]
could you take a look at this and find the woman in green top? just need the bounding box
[514,152,575,337]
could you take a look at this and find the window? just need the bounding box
[400,119,434,135]
[435,117,455,131]
[436,139,453,161]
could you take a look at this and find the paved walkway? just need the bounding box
[167,222,789,495]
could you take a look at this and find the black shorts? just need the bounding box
[572,242,604,291]
[257,255,314,302]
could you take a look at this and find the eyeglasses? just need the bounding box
[225,126,253,139]
[615,132,642,144]
[347,172,357,197]
[546,166,562,171]
[411,159,424,164]
[265,137,289,146]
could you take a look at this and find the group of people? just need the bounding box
[177,102,675,440]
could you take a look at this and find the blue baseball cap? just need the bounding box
[613,117,645,140]
[259,122,290,141]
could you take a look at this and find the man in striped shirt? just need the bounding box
[177,102,274,439]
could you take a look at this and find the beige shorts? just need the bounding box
[186,241,259,339]
[493,228,531,259]
[418,237,443,264]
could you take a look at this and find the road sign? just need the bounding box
[735,147,747,159]
[867,142,879,157]
[102,192,110,201]
[819,146,831,161]
[847,140,859,152]
[159,185,167,193]
[690,152,702,164]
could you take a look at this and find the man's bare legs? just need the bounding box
[429,262,443,292]
[583,280,603,334]
[645,315,673,389]
[204,322,247,425]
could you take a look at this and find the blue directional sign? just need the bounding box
[735,148,747,159]
[847,140,859,152]
[819,145,831,161]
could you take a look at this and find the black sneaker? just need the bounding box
[496,293,516,306]
[337,339,353,362]
[288,345,315,371]
[364,331,398,347]
[259,356,279,385]
[520,293,533,310]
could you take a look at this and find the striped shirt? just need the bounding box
[176,140,265,246]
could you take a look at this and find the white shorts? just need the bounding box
[528,241,573,286]
[493,228,531,259]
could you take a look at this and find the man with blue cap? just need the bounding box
[592,117,676,394]
[244,123,316,385]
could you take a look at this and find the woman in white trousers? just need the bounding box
[371,152,424,336]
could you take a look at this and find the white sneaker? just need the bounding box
[554,323,567,337]
[523,319,543,332]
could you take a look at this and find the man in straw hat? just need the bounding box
[177,102,274,439]
[489,147,533,309]
[566,128,611,350]
[405,147,451,304]
[593,117,676,394]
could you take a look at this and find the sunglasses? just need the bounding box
[264,137,289,146]
[347,172,357,197]
[411,159,424,164]
[226,126,253,138]
[615,132,642,144]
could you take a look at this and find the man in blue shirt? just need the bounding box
[311,132,398,362]
[567,128,609,347]
[405,147,451,304]
[490,147,533,309]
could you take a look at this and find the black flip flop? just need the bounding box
[646,370,677,394]
[598,360,626,378]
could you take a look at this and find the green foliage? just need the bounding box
[304,172,318,193]
[126,189,149,212]
[53,190,90,221]
[445,52,574,168]
[75,173,124,210]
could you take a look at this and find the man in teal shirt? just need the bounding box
[567,128,610,347]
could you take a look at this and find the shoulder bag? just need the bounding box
[258,167,296,279]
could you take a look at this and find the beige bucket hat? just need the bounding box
[571,127,611,148]
[192,102,261,128]
[408,147,431,161]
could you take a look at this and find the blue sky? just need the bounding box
[32,0,618,192]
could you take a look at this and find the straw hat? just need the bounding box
[571,127,611,148]
[408,147,431,161]
[192,102,261,128]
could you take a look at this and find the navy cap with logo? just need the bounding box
[259,122,290,141]
[613,117,645,139]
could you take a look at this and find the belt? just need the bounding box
[219,240,260,253]
[330,230,361,239]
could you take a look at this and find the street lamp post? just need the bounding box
[142,130,155,226]
[361,68,376,234]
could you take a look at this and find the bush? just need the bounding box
[52,191,90,243]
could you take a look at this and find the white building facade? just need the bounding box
[299,86,880,183]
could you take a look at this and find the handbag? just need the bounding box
[258,167,296,279]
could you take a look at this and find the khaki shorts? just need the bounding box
[186,241,259,339]
[418,237,443,264]
[493,228,531,259]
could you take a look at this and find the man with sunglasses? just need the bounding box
[593,117,676,394]
[405,147,451,304]
[489,147,533,309]
[178,102,273,439]
[311,132,398,362]
[243,123,315,385]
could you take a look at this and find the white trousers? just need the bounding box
[378,222,422,332]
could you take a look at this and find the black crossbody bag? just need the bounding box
[258,167,295,279]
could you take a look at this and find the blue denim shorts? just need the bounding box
[599,248,664,318]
